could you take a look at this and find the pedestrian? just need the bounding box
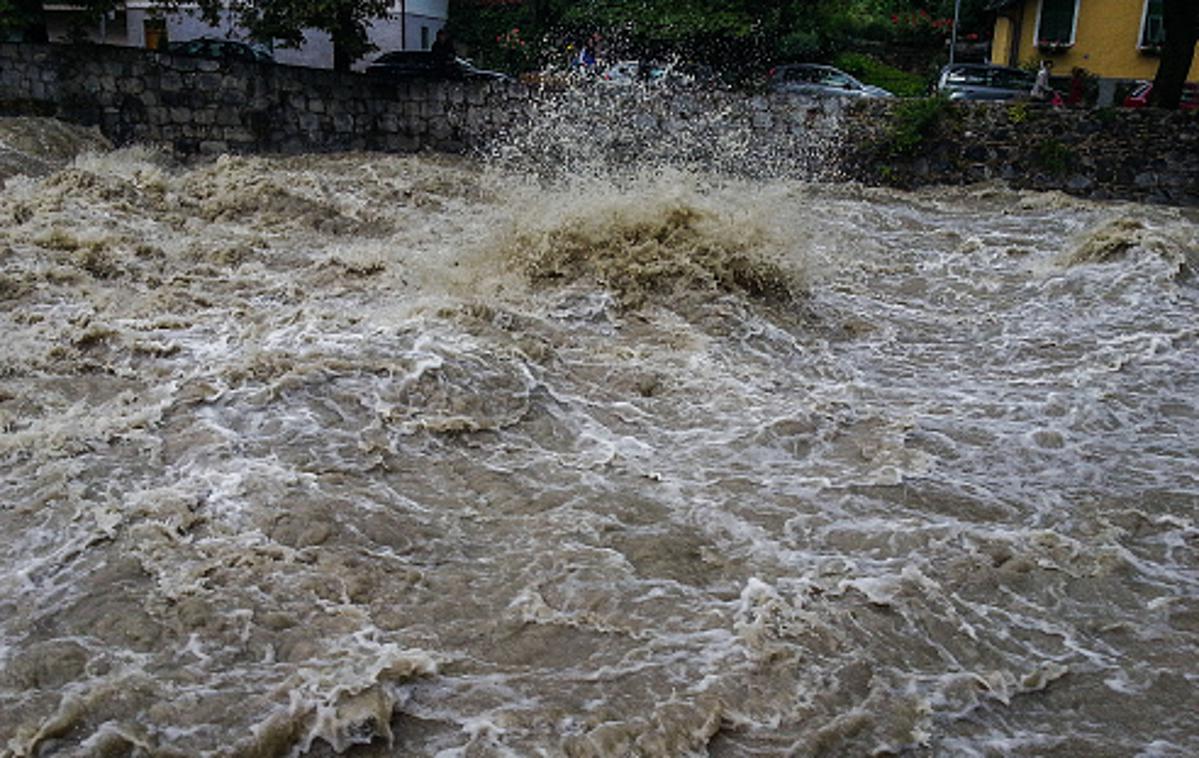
[431,29,455,64]
[1067,67,1086,106]
[1031,59,1054,102]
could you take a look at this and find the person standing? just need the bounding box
[1031,59,1054,102]
[431,29,455,63]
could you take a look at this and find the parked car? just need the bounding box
[767,64,894,98]
[167,37,273,64]
[605,60,698,85]
[602,60,664,85]
[366,51,510,81]
[1122,80,1199,110]
[933,63,1035,101]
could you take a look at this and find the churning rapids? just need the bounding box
[1,115,1197,757]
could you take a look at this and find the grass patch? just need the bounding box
[833,52,928,97]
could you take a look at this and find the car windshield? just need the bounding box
[990,69,1034,89]
[821,72,854,87]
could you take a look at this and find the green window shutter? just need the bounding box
[1038,0,1076,44]
[1142,0,1165,48]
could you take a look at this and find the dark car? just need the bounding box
[167,37,273,64]
[767,64,894,98]
[934,63,1035,101]
[366,52,510,81]
[1122,81,1199,110]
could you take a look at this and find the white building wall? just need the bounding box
[52,1,448,70]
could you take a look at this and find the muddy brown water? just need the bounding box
[1,117,1197,756]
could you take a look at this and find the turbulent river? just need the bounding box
[1,114,1197,757]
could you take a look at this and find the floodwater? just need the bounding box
[1,114,1197,757]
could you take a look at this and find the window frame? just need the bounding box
[1138,0,1166,51]
[1033,0,1080,49]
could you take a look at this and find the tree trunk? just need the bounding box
[332,5,357,72]
[1151,0,1199,108]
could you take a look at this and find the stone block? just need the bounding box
[196,73,222,92]
[751,112,773,130]
[429,116,451,139]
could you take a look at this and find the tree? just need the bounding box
[1,0,49,41]
[0,0,392,70]
[195,0,394,72]
[1150,0,1199,108]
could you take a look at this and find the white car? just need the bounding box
[602,60,669,85]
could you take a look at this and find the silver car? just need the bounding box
[934,64,1036,101]
[767,64,894,98]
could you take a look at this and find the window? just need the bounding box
[1036,0,1078,48]
[1140,0,1165,49]
[421,26,430,50]
[946,67,989,86]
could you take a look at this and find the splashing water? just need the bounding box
[1,113,1198,757]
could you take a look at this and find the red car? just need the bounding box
[1122,81,1199,110]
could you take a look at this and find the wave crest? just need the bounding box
[502,189,801,308]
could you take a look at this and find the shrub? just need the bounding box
[881,95,955,157]
[779,30,825,61]
[1035,138,1076,176]
[834,52,927,97]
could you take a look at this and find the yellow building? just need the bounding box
[989,0,1199,82]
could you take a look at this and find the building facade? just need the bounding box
[990,0,1199,82]
[43,0,449,69]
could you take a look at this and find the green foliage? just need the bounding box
[447,1,995,80]
[1,0,50,40]
[882,95,954,157]
[778,29,824,61]
[195,0,394,69]
[1007,101,1029,124]
[1034,138,1075,176]
[833,52,926,96]
[0,0,17,35]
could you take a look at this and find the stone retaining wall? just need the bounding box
[3,42,1198,204]
[840,99,1199,204]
